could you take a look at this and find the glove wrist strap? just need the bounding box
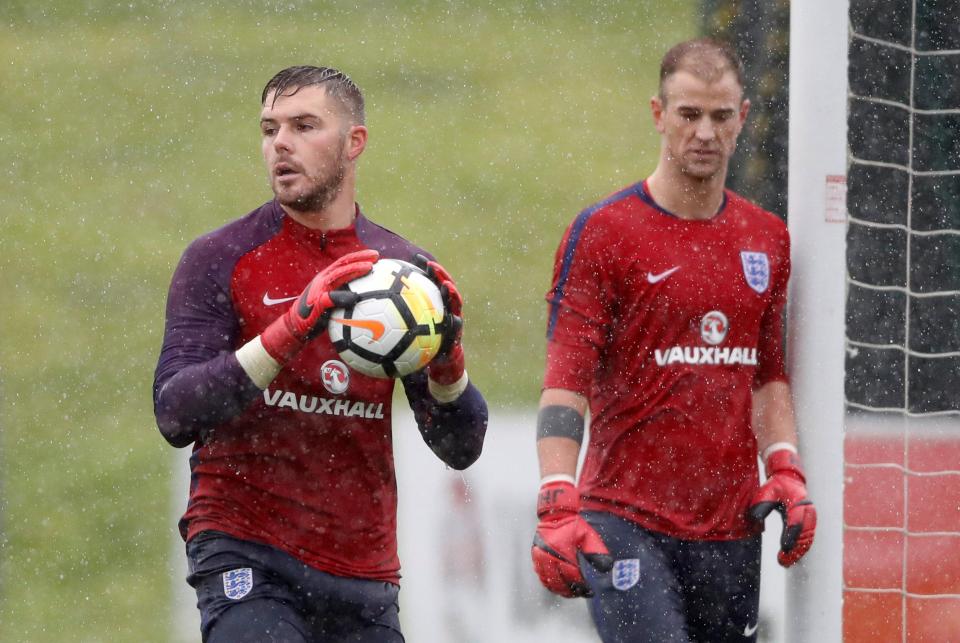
[426,343,465,385]
[537,480,579,518]
[260,316,305,364]
[765,448,806,483]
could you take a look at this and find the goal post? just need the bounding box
[792,0,960,640]
[786,1,848,641]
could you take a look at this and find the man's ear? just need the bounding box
[650,95,666,134]
[739,98,751,127]
[346,125,368,161]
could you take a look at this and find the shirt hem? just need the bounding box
[186,520,401,585]
[580,499,761,542]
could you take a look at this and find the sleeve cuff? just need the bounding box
[428,370,469,404]
[236,336,282,389]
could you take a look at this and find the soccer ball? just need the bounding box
[328,258,446,378]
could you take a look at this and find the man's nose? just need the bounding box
[273,125,294,152]
[695,118,716,141]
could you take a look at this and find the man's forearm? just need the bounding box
[537,388,588,479]
[751,380,799,454]
[153,353,261,447]
[407,375,488,469]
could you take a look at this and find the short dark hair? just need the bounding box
[261,65,365,124]
[658,38,744,102]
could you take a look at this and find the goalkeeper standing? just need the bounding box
[531,39,816,642]
[153,66,487,642]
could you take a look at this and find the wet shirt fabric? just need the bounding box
[544,181,790,541]
[154,200,487,584]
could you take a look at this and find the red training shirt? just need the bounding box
[154,201,487,584]
[545,181,790,540]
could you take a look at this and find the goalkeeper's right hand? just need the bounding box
[414,254,465,386]
[260,249,378,363]
[531,479,613,598]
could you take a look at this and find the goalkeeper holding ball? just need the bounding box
[532,38,817,642]
[153,66,487,642]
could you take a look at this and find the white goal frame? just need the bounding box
[786,1,848,641]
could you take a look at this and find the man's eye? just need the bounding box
[262,127,277,136]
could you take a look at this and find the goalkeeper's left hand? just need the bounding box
[414,254,465,389]
[747,448,817,567]
[531,479,613,597]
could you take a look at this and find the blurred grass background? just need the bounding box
[0,1,694,639]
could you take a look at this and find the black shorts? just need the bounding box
[186,531,404,643]
[580,511,761,643]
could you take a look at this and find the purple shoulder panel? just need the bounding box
[153,201,284,446]
[355,212,434,263]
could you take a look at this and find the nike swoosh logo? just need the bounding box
[743,622,758,637]
[332,317,386,340]
[647,266,680,283]
[262,293,300,306]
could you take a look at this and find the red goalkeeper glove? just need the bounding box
[531,480,613,598]
[414,254,465,386]
[747,449,817,567]
[260,249,379,363]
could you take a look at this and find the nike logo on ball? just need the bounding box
[646,266,680,283]
[332,317,386,340]
[262,293,300,306]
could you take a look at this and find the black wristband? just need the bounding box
[536,405,585,443]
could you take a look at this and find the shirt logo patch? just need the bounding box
[223,568,253,600]
[740,251,770,294]
[612,559,640,591]
[700,310,729,345]
[262,292,300,306]
[320,359,350,395]
[646,266,680,284]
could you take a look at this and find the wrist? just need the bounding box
[761,441,797,462]
[540,473,576,486]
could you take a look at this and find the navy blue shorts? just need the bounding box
[580,512,761,643]
[186,531,404,643]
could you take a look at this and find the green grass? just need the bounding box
[0,2,694,639]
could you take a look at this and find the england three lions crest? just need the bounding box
[222,568,253,600]
[612,558,640,591]
[740,251,770,294]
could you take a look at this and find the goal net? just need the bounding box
[843,0,960,640]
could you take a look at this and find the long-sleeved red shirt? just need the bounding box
[154,200,487,583]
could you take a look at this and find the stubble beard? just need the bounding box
[273,147,347,213]
[680,162,720,182]
[676,149,726,182]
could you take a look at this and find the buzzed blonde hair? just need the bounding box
[658,38,744,103]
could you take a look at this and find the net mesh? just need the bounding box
[846,0,960,416]
[844,0,960,639]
